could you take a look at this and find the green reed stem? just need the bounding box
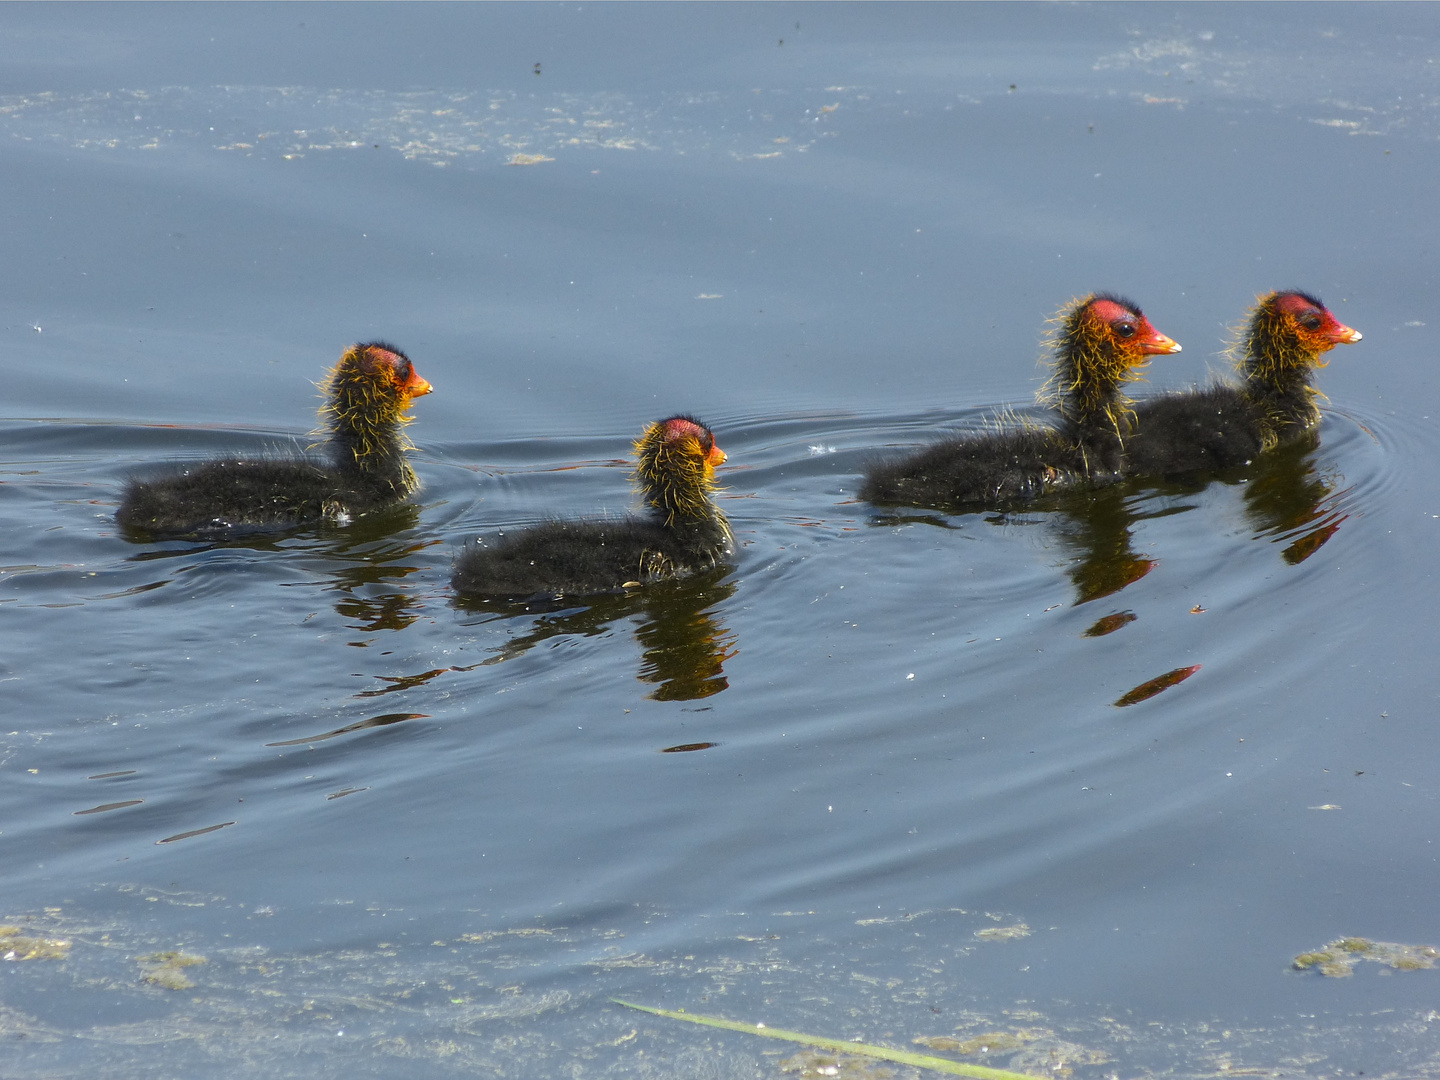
[611,999,1044,1080]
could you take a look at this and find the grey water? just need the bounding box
[3,3,1440,1076]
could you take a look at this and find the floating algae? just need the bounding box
[0,924,70,961]
[780,1048,897,1078]
[914,1029,1108,1076]
[138,950,207,990]
[1292,937,1438,977]
[8,897,1440,1078]
[916,1033,1034,1055]
[974,924,1031,942]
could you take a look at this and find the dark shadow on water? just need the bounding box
[457,568,739,702]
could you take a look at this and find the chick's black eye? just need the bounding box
[1301,315,1322,330]
[397,361,412,379]
[1115,322,1136,339]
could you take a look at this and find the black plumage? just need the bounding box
[1123,386,1265,475]
[117,342,432,538]
[861,294,1181,511]
[1125,291,1362,477]
[860,426,1079,509]
[452,416,734,601]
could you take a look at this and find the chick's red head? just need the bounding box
[358,342,432,398]
[657,415,725,467]
[1271,292,1362,351]
[1082,296,1183,365]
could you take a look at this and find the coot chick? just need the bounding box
[117,342,432,537]
[860,294,1181,510]
[1125,291,1361,476]
[452,415,734,601]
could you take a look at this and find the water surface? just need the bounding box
[3,5,1440,1077]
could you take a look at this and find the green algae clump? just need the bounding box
[139,950,207,990]
[917,1032,1031,1055]
[0,924,71,961]
[1293,938,1436,977]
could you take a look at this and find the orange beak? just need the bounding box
[404,369,433,397]
[1328,321,1362,345]
[1138,329,1183,356]
[706,445,727,467]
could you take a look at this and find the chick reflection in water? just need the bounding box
[467,571,738,701]
[1240,431,1350,565]
[1059,428,1349,625]
[306,504,436,643]
[1052,485,1158,606]
[1056,430,1349,612]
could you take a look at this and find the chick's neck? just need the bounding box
[323,362,418,495]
